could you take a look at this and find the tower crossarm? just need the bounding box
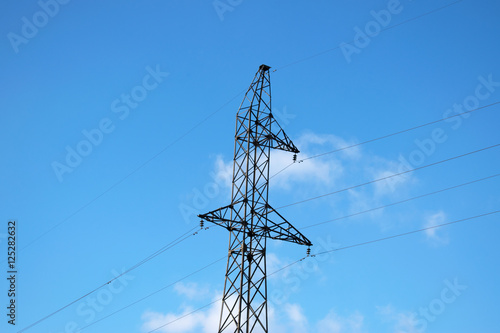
[198,203,311,247]
[234,112,299,154]
[255,204,312,246]
[198,203,239,231]
[265,117,299,153]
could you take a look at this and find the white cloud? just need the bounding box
[377,304,420,333]
[295,132,362,160]
[141,295,221,333]
[270,149,342,191]
[141,308,199,333]
[317,310,365,333]
[270,304,365,333]
[423,211,449,245]
[212,132,361,194]
[142,296,365,333]
[211,131,418,200]
[283,303,308,332]
[270,132,365,191]
[210,130,422,232]
[288,133,418,214]
[370,158,415,198]
[173,282,209,300]
[212,154,233,189]
[265,252,285,280]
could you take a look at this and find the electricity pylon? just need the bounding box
[199,64,312,333]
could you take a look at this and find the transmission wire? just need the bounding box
[271,101,500,180]
[146,208,499,332]
[47,172,498,331]
[18,226,203,333]
[277,143,500,209]
[78,255,226,332]
[301,173,500,229]
[314,210,500,256]
[21,87,247,254]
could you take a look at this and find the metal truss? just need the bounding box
[199,64,312,333]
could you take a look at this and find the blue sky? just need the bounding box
[1,0,499,332]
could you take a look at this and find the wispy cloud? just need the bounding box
[210,130,424,230]
[317,310,365,333]
[211,132,362,200]
[423,211,449,245]
[141,294,221,333]
[284,303,309,332]
[142,297,365,333]
[173,282,209,300]
[377,304,420,333]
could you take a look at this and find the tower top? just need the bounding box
[259,64,271,72]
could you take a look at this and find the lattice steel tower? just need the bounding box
[199,64,312,333]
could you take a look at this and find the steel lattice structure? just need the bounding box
[199,64,312,333]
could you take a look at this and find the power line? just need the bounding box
[314,209,500,256]
[273,0,463,72]
[58,173,500,331]
[36,119,497,332]
[145,208,499,332]
[277,143,500,209]
[270,101,500,179]
[301,173,500,229]
[20,88,246,254]
[145,257,309,333]
[22,51,495,256]
[146,299,221,333]
[269,160,295,180]
[143,255,306,333]
[302,101,500,162]
[18,226,204,333]
[149,181,498,333]
[78,255,226,332]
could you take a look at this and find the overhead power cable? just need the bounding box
[270,101,500,180]
[146,208,499,332]
[78,255,226,332]
[301,173,500,229]
[19,0,467,254]
[21,88,246,254]
[46,136,497,333]
[302,101,500,162]
[60,172,500,331]
[314,210,500,256]
[278,143,500,209]
[146,299,221,333]
[18,226,204,333]
[144,255,305,333]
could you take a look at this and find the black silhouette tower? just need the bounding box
[199,65,312,333]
